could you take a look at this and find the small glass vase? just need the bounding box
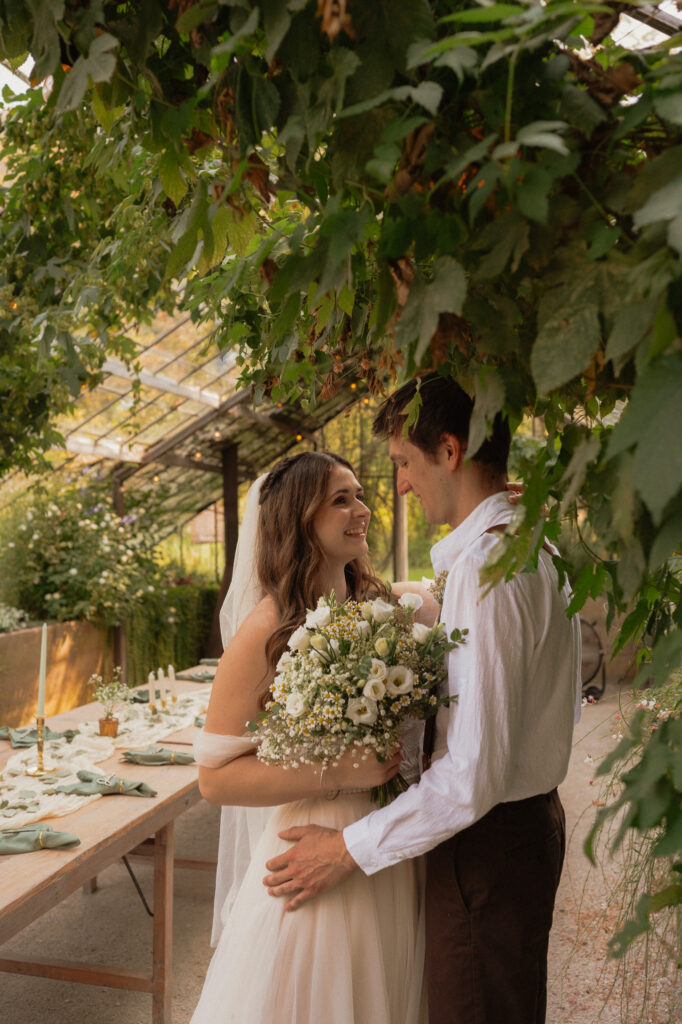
[98,716,119,738]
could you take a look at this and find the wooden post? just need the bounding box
[112,476,127,682]
[151,823,174,1024]
[205,444,239,657]
[392,464,408,582]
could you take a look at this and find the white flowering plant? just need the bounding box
[248,592,467,805]
[89,665,132,719]
[0,478,166,626]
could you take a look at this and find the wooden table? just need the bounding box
[0,678,213,1023]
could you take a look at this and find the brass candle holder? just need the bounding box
[171,694,178,706]
[25,715,58,777]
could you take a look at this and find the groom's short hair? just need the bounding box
[373,374,510,474]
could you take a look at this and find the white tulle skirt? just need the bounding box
[191,791,427,1024]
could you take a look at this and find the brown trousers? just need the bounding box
[425,789,565,1024]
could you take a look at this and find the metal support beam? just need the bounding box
[392,464,408,582]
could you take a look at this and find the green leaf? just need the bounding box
[559,434,601,512]
[654,91,682,127]
[468,368,505,459]
[226,208,258,259]
[394,256,467,362]
[516,166,553,223]
[340,81,443,119]
[605,297,657,373]
[649,508,682,570]
[30,0,64,81]
[56,33,119,114]
[517,121,569,156]
[532,303,600,395]
[634,627,682,689]
[91,87,125,134]
[633,175,682,229]
[566,562,608,617]
[608,355,682,523]
[441,4,526,24]
[158,150,188,206]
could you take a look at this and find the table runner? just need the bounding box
[0,688,211,831]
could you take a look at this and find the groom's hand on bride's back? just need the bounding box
[263,825,357,911]
[262,748,400,910]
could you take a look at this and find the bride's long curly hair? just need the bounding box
[256,451,387,674]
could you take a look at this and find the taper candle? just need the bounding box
[37,622,47,717]
[168,664,177,699]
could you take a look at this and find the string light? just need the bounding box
[213,428,222,440]
[152,474,160,484]
[194,450,202,460]
[350,383,357,390]
[295,434,303,441]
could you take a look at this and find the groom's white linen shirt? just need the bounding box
[344,491,581,875]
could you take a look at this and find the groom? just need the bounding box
[264,374,581,1023]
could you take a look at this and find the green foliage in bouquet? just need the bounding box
[249,592,466,805]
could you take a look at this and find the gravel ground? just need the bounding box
[1,688,677,1023]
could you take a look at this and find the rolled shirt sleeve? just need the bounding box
[345,558,538,874]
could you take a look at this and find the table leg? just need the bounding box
[151,822,174,1024]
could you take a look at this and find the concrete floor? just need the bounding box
[0,687,676,1023]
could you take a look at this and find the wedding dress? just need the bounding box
[190,730,427,1024]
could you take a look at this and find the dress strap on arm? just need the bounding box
[193,729,255,767]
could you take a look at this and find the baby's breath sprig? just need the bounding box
[248,591,466,805]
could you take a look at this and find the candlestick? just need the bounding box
[168,664,177,703]
[37,622,47,717]
[148,670,157,713]
[159,667,168,709]
[25,715,58,777]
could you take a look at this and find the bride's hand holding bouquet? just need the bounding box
[249,591,466,805]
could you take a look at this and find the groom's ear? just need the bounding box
[440,433,466,470]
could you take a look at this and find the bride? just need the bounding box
[191,451,430,1024]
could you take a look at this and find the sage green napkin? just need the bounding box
[176,670,215,682]
[0,726,79,748]
[0,822,80,855]
[122,746,195,765]
[194,716,205,729]
[130,689,162,704]
[55,769,157,798]
[199,658,219,666]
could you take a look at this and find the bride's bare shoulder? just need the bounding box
[235,595,280,639]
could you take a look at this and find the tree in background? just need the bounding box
[1,0,681,963]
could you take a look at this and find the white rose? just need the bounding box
[371,598,394,623]
[359,601,374,620]
[277,651,293,671]
[374,637,391,658]
[399,591,424,611]
[305,604,332,628]
[310,634,328,653]
[355,620,371,638]
[363,677,386,700]
[346,696,378,725]
[367,658,388,683]
[330,639,340,654]
[386,665,415,696]
[285,693,307,718]
[412,622,432,643]
[288,625,311,652]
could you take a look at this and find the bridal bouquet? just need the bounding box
[248,592,466,804]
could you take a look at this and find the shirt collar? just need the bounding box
[430,491,518,572]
